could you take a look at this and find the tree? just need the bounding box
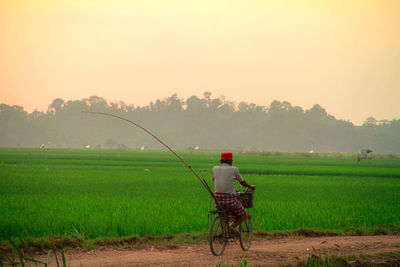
[308,104,328,118]
[364,117,377,126]
[0,94,399,152]
[186,95,207,112]
[166,94,183,112]
[48,98,64,114]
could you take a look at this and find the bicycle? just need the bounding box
[209,190,254,256]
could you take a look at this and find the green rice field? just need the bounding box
[0,148,399,241]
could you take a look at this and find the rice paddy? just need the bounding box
[0,148,399,240]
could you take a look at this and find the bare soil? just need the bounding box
[39,235,400,266]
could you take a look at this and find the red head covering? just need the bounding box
[221,152,233,160]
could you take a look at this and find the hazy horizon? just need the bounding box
[1,92,399,126]
[1,0,399,125]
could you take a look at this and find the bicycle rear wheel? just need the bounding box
[239,216,253,251]
[209,216,228,256]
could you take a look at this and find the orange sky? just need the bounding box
[0,0,399,125]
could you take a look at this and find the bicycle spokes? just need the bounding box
[239,216,253,251]
[209,216,228,256]
[209,212,253,255]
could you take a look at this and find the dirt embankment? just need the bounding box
[37,235,400,266]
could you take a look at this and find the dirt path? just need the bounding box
[40,235,399,266]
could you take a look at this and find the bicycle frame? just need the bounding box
[209,207,234,235]
[209,200,253,255]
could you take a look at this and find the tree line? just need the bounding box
[0,93,399,153]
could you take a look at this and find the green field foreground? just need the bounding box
[0,148,399,241]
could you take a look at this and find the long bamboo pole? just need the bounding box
[82,111,219,206]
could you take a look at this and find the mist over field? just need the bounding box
[0,93,399,153]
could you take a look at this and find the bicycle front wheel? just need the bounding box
[209,216,228,256]
[239,215,253,251]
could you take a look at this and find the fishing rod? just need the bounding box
[82,111,220,207]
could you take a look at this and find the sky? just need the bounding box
[0,0,399,125]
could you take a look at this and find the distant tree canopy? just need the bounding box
[0,93,399,153]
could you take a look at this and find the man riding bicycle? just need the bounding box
[212,152,256,236]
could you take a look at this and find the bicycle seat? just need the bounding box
[219,205,233,211]
[208,205,233,215]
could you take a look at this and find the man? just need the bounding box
[212,152,256,236]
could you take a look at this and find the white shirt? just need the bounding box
[212,163,245,194]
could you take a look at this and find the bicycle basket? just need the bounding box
[236,190,255,208]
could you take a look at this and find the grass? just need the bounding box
[0,234,71,266]
[215,252,400,266]
[302,251,400,266]
[0,148,399,244]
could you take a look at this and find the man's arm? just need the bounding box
[234,167,255,190]
[239,180,256,190]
